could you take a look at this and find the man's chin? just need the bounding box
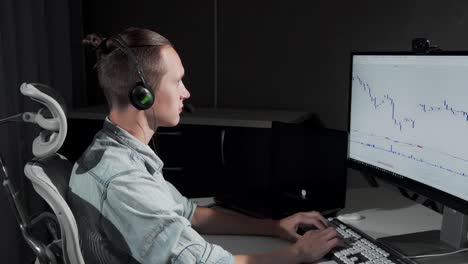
[172,115,181,126]
[160,116,180,127]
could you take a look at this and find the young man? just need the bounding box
[69,27,343,264]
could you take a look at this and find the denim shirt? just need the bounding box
[68,117,234,264]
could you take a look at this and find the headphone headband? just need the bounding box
[111,35,149,87]
[110,34,154,110]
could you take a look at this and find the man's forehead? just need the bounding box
[161,46,183,74]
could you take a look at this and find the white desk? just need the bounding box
[197,187,468,264]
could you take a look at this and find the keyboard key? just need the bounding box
[327,218,412,264]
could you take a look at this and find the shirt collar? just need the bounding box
[102,116,164,172]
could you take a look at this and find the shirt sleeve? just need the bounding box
[103,171,234,264]
[165,180,197,222]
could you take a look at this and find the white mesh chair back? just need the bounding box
[24,154,85,264]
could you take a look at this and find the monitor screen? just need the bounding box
[348,53,468,210]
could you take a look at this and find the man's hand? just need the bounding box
[275,211,329,242]
[293,227,341,262]
[235,227,342,264]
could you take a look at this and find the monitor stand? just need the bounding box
[377,207,468,264]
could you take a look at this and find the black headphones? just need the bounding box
[111,34,155,110]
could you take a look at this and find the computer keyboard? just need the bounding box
[327,218,415,264]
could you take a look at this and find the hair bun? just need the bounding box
[83,33,103,49]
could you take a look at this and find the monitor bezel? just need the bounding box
[347,51,468,215]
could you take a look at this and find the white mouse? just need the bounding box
[337,213,364,221]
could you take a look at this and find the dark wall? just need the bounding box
[219,0,468,130]
[81,0,468,130]
[82,0,215,107]
[1,0,76,263]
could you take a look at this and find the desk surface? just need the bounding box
[68,105,311,128]
[196,187,468,263]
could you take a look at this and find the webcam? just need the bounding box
[412,38,441,54]
[412,38,430,54]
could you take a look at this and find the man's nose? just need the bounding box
[181,82,190,99]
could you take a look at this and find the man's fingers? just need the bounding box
[300,218,327,230]
[302,211,329,227]
[291,232,302,241]
[337,238,349,248]
[326,237,340,249]
[320,228,347,249]
[319,227,340,240]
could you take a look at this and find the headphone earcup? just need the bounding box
[129,83,154,110]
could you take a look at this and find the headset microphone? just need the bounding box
[183,103,196,114]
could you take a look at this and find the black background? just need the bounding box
[80,0,468,131]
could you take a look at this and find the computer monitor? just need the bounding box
[348,52,468,257]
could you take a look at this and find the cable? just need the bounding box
[151,136,158,154]
[405,247,468,259]
[136,121,147,143]
[0,113,23,125]
[136,120,159,155]
[149,107,161,155]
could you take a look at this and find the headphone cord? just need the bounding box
[136,121,147,144]
[150,108,161,155]
[151,136,159,155]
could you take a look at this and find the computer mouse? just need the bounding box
[337,213,364,221]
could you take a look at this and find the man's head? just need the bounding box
[84,27,190,127]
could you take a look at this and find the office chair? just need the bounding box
[24,153,84,264]
[0,83,84,264]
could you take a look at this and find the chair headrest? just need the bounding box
[20,83,68,158]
